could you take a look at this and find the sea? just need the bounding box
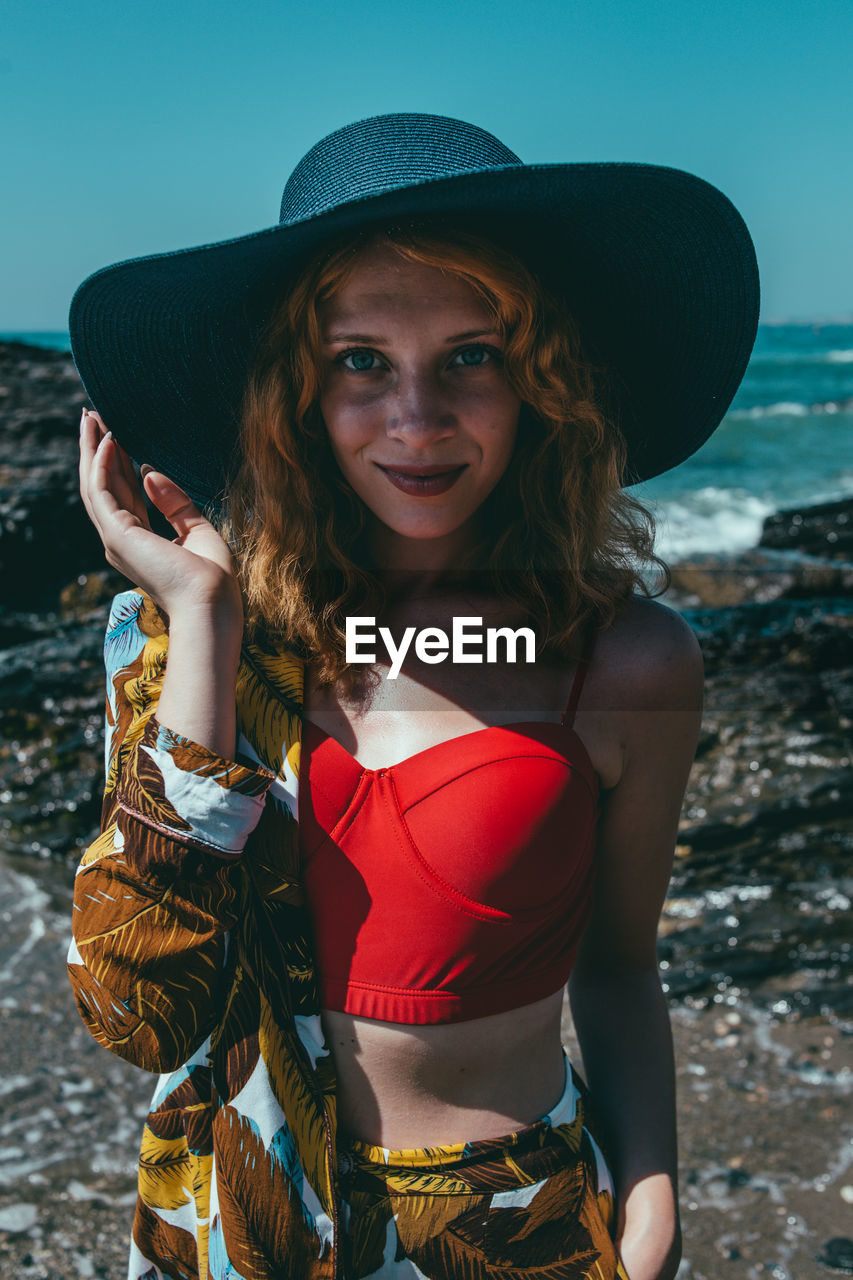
[4,323,852,562]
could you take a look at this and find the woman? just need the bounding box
[68,113,759,1280]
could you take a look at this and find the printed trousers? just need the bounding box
[337,1056,630,1278]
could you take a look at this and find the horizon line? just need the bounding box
[2,315,853,336]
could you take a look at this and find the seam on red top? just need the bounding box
[386,771,563,924]
[384,774,515,922]
[402,750,597,814]
[327,771,374,843]
[321,959,575,998]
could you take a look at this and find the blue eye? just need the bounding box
[453,345,498,367]
[340,349,381,372]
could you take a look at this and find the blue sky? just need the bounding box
[2,0,851,328]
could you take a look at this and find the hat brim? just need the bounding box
[69,161,759,506]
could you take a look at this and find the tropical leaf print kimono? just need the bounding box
[67,590,627,1280]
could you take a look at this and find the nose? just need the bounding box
[385,369,457,445]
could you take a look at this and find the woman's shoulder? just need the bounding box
[594,594,704,710]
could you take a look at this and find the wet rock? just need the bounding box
[668,548,853,608]
[659,595,853,1017]
[0,1204,38,1233]
[667,495,853,609]
[759,495,853,560]
[0,342,104,609]
[817,1238,853,1273]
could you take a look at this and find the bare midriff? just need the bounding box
[321,988,568,1148]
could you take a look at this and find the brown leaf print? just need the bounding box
[164,735,274,795]
[407,1158,621,1279]
[391,1188,484,1252]
[133,1197,200,1280]
[137,593,169,640]
[117,722,194,835]
[340,1187,394,1277]
[106,657,143,796]
[226,985,277,1093]
[246,801,304,902]
[147,1066,213,1158]
[71,856,237,1071]
[214,1105,334,1279]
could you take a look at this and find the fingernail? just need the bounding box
[140,464,154,477]
[80,407,89,431]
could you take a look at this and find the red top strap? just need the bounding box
[561,621,598,728]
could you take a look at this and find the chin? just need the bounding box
[378,509,475,542]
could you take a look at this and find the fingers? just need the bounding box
[141,467,235,576]
[141,468,208,539]
[75,409,238,607]
[79,408,149,530]
[113,435,150,526]
[79,404,204,545]
[89,430,140,534]
[79,409,106,533]
[79,410,117,535]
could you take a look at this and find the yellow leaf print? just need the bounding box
[138,1129,193,1211]
[188,1149,212,1279]
[237,644,303,777]
[79,822,120,867]
[382,1166,476,1197]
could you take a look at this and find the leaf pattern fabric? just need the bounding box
[337,1062,630,1278]
[68,589,627,1279]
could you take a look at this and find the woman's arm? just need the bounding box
[68,414,275,1072]
[67,591,276,1073]
[569,600,704,1280]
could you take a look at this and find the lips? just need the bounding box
[377,464,465,477]
[376,463,467,496]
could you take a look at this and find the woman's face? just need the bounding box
[317,241,521,563]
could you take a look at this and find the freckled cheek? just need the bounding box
[476,395,520,466]
[319,393,382,457]
[463,381,521,423]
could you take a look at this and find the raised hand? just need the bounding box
[78,408,243,633]
[79,408,245,756]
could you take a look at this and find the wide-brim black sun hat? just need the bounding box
[69,111,760,509]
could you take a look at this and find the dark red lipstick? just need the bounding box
[376,463,467,496]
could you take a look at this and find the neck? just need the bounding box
[366,513,487,578]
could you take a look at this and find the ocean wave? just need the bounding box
[749,349,853,367]
[645,479,853,560]
[649,488,776,560]
[728,398,853,420]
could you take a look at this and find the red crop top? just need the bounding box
[298,627,600,1025]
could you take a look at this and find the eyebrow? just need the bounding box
[322,328,500,345]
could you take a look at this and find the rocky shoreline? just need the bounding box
[1,340,851,1277]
